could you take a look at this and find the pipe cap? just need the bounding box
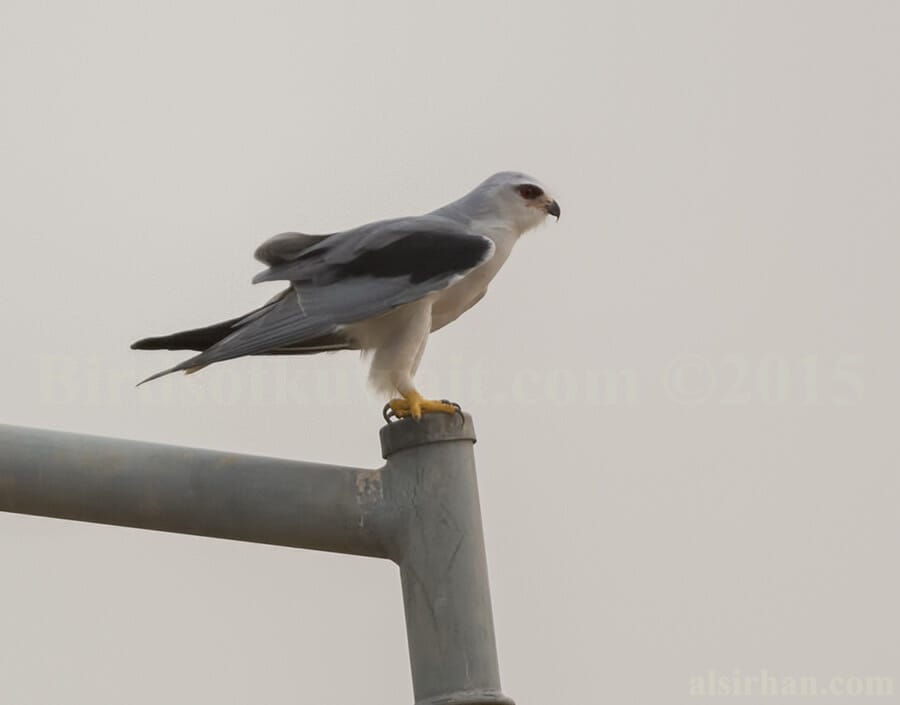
[379,412,476,459]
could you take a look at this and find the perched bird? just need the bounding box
[132,171,561,419]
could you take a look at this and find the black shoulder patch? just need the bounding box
[334,232,492,284]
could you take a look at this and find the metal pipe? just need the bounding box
[0,424,387,558]
[0,415,515,705]
[380,414,514,705]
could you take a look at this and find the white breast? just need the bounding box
[430,219,519,332]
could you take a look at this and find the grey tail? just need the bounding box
[132,290,355,385]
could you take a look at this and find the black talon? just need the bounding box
[440,399,465,423]
[383,403,397,423]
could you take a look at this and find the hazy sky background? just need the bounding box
[1,1,898,703]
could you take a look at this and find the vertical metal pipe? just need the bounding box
[380,414,514,705]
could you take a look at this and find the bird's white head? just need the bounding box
[436,171,561,235]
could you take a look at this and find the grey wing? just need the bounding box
[144,216,494,381]
[254,231,332,266]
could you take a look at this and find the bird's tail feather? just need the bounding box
[132,288,354,385]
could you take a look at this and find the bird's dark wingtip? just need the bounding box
[131,336,162,351]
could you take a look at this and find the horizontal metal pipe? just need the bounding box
[0,424,387,558]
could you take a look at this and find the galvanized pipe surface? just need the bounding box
[0,415,514,705]
[380,415,514,705]
[0,424,387,558]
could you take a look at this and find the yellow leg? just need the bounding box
[387,389,460,420]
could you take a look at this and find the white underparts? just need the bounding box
[348,219,526,397]
[346,297,433,395]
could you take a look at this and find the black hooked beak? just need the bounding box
[545,199,561,221]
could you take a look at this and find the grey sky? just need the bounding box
[1,1,897,703]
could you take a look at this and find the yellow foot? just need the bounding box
[385,391,461,421]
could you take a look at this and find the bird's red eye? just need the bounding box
[516,184,544,200]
